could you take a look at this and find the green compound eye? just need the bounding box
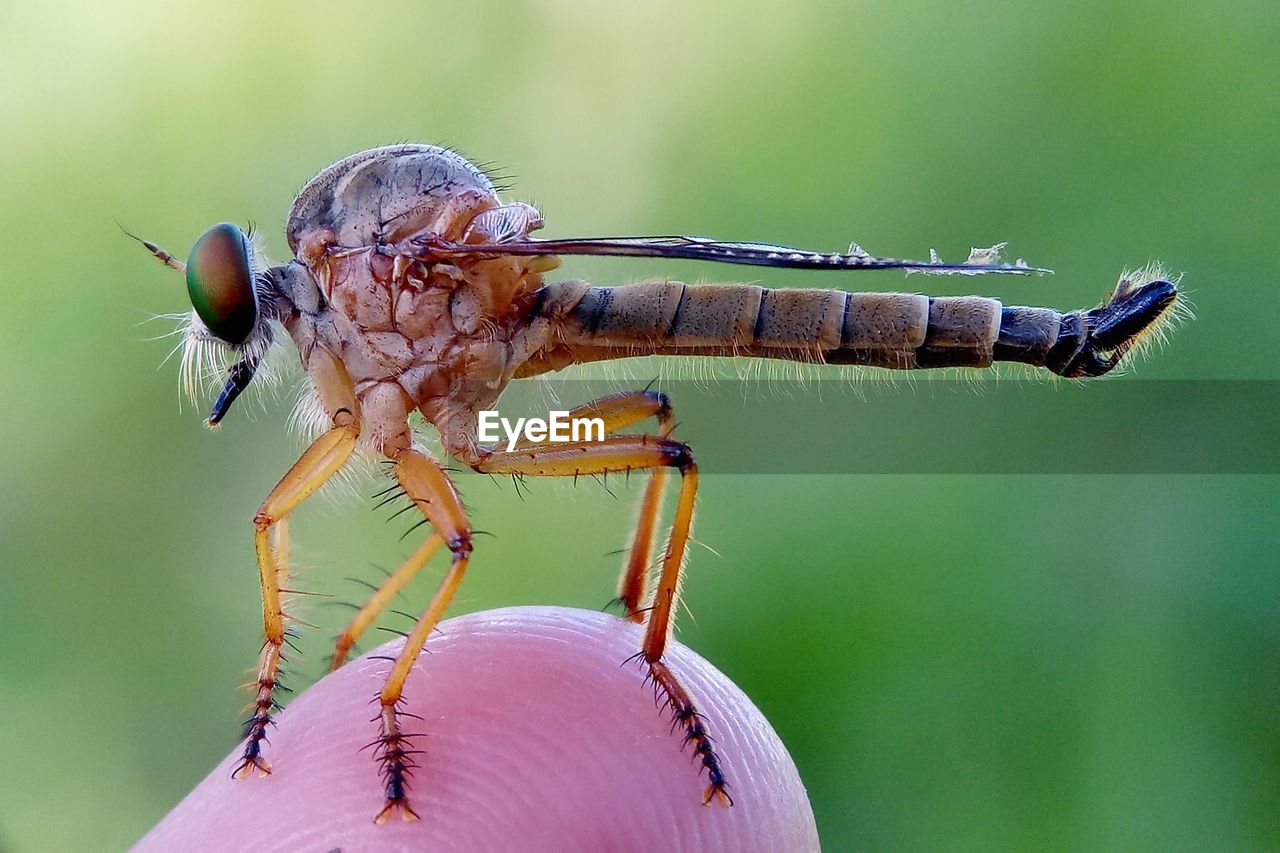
[186,223,259,344]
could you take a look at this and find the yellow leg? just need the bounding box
[233,421,359,779]
[493,390,674,619]
[612,394,676,621]
[475,430,731,806]
[329,532,445,670]
[373,449,473,824]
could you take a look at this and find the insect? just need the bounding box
[134,143,1181,822]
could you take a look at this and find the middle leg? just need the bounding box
[370,447,473,823]
[329,531,445,670]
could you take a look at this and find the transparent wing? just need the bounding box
[414,233,1051,276]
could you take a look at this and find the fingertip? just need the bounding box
[137,606,818,852]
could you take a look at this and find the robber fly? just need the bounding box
[133,143,1181,822]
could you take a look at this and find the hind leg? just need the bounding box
[469,431,732,806]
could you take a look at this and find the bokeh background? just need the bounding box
[2,1,1278,849]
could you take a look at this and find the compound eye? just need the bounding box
[186,223,259,344]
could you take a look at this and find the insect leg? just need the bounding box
[495,389,674,619]
[235,419,359,779]
[372,449,472,824]
[621,398,677,621]
[326,387,462,672]
[233,346,360,779]
[498,390,670,451]
[329,532,444,670]
[473,435,730,806]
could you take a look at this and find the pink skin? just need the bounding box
[137,606,819,852]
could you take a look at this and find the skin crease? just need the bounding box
[136,606,820,853]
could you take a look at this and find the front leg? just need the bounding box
[235,346,359,779]
[236,418,359,778]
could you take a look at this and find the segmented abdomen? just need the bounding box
[531,280,1065,371]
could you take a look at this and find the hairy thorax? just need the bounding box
[284,248,546,451]
[276,144,555,457]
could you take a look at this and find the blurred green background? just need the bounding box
[1,1,1277,849]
